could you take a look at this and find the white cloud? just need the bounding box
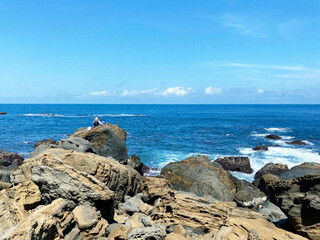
[220,13,265,38]
[160,87,192,96]
[257,89,264,94]
[199,61,308,71]
[89,91,111,96]
[121,88,157,96]
[205,86,222,95]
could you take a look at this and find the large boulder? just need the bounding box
[161,155,244,202]
[21,148,142,220]
[278,162,320,181]
[214,156,253,174]
[0,150,24,166]
[254,163,289,180]
[262,174,320,240]
[71,124,127,162]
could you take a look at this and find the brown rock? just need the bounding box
[0,181,12,190]
[13,180,41,211]
[164,233,186,240]
[0,149,24,166]
[139,203,154,215]
[72,205,100,230]
[214,156,253,174]
[173,224,187,237]
[108,225,131,240]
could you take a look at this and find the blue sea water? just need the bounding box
[0,104,319,181]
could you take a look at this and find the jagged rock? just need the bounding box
[258,200,287,223]
[277,162,320,181]
[127,223,167,240]
[33,139,57,148]
[286,140,307,146]
[261,174,320,239]
[254,163,289,180]
[253,145,268,151]
[13,180,41,211]
[119,194,144,214]
[126,154,143,175]
[265,134,282,140]
[0,149,24,166]
[161,155,244,201]
[108,225,131,240]
[71,123,127,162]
[214,156,253,174]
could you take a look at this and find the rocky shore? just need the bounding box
[0,123,319,239]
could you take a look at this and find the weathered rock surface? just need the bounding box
[254,163,289,180]
[126,154,144,175]
[214,156,253,174]
[278,162,320,181]
[265,134,282,140]
[286,140,307,145]
[253,145,268,151]
[161,155,244,201]
[71,124,128,162]
[33,138,57,148]
[127,223,167,240]
[0,149,24,166]
[262,174,320,239]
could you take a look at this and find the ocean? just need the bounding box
[0,104,319,181]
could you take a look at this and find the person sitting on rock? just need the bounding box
[93,117,102,127]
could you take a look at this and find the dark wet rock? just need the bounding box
[126,155,143,175]
[254,163,289,180]
[285,140,307,146]
[265,134,282,140]
[161,155,244,201]
[71,124,128,163]
[263,174,320,239]
[0,150,24,166]
[273,144,281,147]
[258,200,287,223]
[33,139,57,148]
[253,145,268,151]
[278,162,320,181]
[0,112,7,115]
[214,156,253,174]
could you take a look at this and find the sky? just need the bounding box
[0,0,320,104]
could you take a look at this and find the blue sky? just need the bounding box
[0,0,320,103]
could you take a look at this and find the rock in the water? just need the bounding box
[214,156,253,174]
[278,162,320,181]
[285,140,307,145]
[0,112,7,115]
[262,174,320,239]
[161,155,243,201]
[71,124,128,162]
[252,145,268,151]
[0,149,24,166]
[127,223,167,240]
[265,134,282,140]
[254,163,289,180]
[33,139,57,148]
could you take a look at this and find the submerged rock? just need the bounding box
[254,163,289,180]
[265,134,282,140]
[252,145,268,151]
[285,140,307,146]
[214,156,253,174]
